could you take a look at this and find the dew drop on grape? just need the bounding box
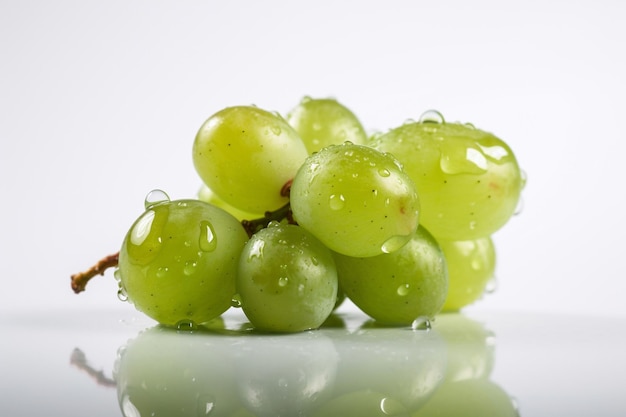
[396,283,410,296]
[156,267,169,278]
[379,396,406,415]
[278,277,289,287]
[175,319,198,331]
[117,285,128,302]
[183,261,197,276]
[130,210,156,246]
[231,293,242,308]
[485,275,498,294]
[418,109,445,124]
[328,194,346,210]
[144,189,170,209]
[199,221,217,252]
[247,239,265,261]
[381,235,410,254]
[411,316,432,331]
[378,168,391,177]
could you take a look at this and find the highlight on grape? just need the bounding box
[71,96,525,332]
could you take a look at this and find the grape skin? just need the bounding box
[286,96,368,154]
[118,199,249,327]
[290,142,420,258]
[334,226,448,325]
[192,105,308,214]
[236,223,339,332]
[372,121,523,241]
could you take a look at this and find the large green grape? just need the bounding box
[334,226,447,325]
[439,237,496,312]
[286,96,368,154]
[118,192,249,327]
[290,142,420,258]
[192,105,308,214]
[236,222,338,332]
[372,112,523,240]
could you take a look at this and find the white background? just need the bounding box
[1,0,625,318]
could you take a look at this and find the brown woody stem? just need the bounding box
[71,252,119,294]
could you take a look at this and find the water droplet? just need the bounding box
[121,395,140,417]
[231,293,242,308]
[411,316,432,331]
[397,283,410,296]
[247,239,265,261]
[469,220,477,230]
[278,276,289,287]
[117,286,128,302]
[514,196,525,216]
[199,221,217,252]
[156,267,169,278]
[144,189,170,209]
[176,320,198,331]
[381,235,409,253]
[198,395,216,416]
[419,109,445,124]
[485,275,498,293]
[271,125,281,135]
[310,256,319,266]
[379,397,406,415]
[300,95,312,104]
[329,194,345,210]
[113,268,122,282]
[403,118,416,125]
[130,210,156,246]
[520,169,528,190]
[378,168,391,177]
[184,261,197,276]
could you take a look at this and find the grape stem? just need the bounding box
[241,179,295,237]
[70,252,119,294]
[241,202,295,237]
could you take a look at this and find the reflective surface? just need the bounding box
[1,308,625,416]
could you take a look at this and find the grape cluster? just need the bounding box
[112,97,524,332]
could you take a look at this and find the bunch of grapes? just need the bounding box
[71,97,525,333]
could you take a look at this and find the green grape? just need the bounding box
[118,191,249,327]
[411,379,518,417]
[371,111,523,240]
[286,96,368,154]
[290,142,420,258]
[439,237,496,312]
[197,183,262,221]
[311,391,411,417]
[192,105,308,214]
[236,222,338,332]
[334,226,447,325]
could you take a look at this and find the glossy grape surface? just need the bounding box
[290,142,420,258]
[286,96,368,154]
[193,105,308,213]
[334,226,447,325]
[118,198,248,327]
[439,236,496,312]
[372,117,523,240]
[237,223,338,332]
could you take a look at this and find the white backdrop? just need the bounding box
[2,0,625,318]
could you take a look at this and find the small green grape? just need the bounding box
[236,223,338,332]
[334,226,448,325]
[439,237,496,312]
[286,96,368,154]
[192,105,308,214]
[372,112,523,240]
[290,142,420,258]
[118,194,249,327]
